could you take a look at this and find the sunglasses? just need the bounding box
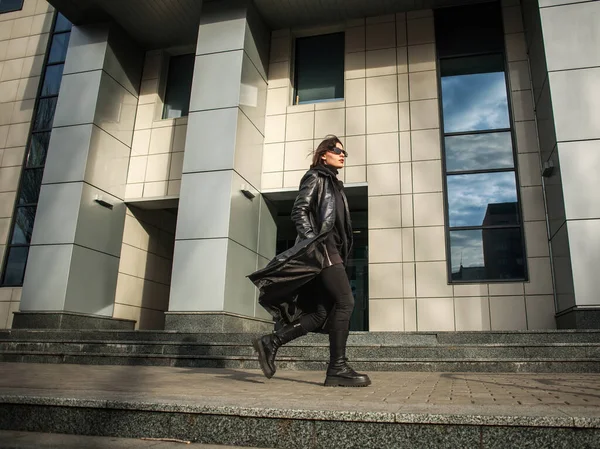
[328,147,348,157]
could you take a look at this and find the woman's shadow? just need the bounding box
[213,368,323,387]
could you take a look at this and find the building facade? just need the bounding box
[0,0,598,332]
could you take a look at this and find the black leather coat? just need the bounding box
[248,166,353,329]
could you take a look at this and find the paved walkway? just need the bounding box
[0,363,599,426]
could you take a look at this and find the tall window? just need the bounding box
[294,32,344,104]
[0,0,23,14]
[162,54,194,119]
[435,2,526,282]
[1,13,72,286]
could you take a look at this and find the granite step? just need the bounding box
[1,350,599,372]
[2,330,600,372]
[1,340,600,360]
[1,364,599,449]
[0,431,270,449]
[3,392,599,449]
[0,330,441,345]
[2,329,600,345]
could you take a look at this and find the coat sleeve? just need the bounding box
[291,171,319,240]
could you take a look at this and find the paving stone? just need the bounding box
[0,364,599,425]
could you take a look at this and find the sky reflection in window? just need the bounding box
[447,172,518,227]
[450,229,484,273]
[441,71,510,133]
[445,132,514,172]
[450,228,525,280]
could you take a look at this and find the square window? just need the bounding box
[294,33,344,104]
[450,228,525,281]
[440,56,510,134]
[447,172,520,228]
[162,54,195,119]
[0,0,23,14]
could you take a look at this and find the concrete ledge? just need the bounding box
[164,312,273,333]
[557,308,600,329]
[11,312,135,330]
[0,396,598,448]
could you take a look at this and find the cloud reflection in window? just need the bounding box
[450,229,484,274]
[447,172,518,227]
[441,72,510,133]
[445,132,514,172]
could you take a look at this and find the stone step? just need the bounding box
[2,350,599,372]
[0,330,438,345]
[1,365,599,449]
[2,393,599,449]
[0,431,269,449]
[3,330,599,372]
[2,340,600,360]
[2,329,600,344]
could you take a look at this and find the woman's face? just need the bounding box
[321,142,346,169]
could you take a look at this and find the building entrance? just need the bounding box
[118,201,178,330]
[264,186,368,331]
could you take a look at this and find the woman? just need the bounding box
[248,135,371,388]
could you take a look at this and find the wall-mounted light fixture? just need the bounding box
[240,184,255,200]
[541,160,554,178]
[94,194,113,210]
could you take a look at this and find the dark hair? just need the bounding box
[310,135,343,168]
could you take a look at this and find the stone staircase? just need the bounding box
[1,329,599,372]
[2,331,600,448]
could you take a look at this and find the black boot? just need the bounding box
[324,330,371,387]
[252,321,307,379]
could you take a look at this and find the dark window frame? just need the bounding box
[0,0,23,14]
[435,3,528,284]
[162,53,195,119]
[293,32,345,105]
[0,13,71,286]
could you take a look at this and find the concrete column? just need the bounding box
[14,22,143,329]
[522,0,600,328]
[166,0,275,332]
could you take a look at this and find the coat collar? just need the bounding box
[312,164,338,178]
[312,164,345,189]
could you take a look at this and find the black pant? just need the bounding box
[299,264,355,332]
